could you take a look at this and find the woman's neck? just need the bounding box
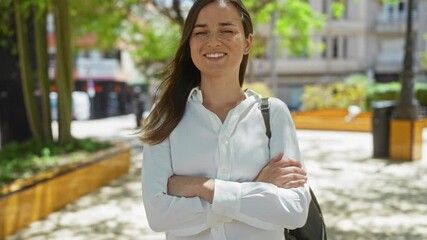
[200,77,245,122]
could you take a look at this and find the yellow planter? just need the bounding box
[292,109,372,132]
[390,119,423,161]
[0,143,131,239]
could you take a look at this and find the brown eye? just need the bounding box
[222,30,234,34]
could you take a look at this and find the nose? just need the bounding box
[207,33,221,47]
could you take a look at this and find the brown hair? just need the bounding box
[141,0,253,145]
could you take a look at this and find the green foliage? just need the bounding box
[125,14,181,72]
[0,138,111,186]
[300,84,332,110]
[301,79,427,111]
[331,1,345,18]
[300,74,427,112]
[69,0,137,50]
[0,0,14,50]
[365,82,427,109]
[301,74,372,111]
[247,0,326,57]
[415,83,427,107]
[365,82,401,109]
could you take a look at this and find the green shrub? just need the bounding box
[300,84,333,110]
[301,74,372,111]
[301,72,427,111]
[365,82,427,110]
[0,138,111,186]
[365,82,401,110]
[416,83,427,107]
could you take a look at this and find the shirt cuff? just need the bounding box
[211,179,241,218]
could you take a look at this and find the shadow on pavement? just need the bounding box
[298,130,427,240]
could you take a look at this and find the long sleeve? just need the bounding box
[211,97,310,230]
[142,89,311,239]
[141,139,231,236]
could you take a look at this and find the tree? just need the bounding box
[54,0,74,142]
[68,0,328,71]
[1,0,74,144]
[13,0,50,143]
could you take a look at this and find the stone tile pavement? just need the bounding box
[5,114,427,240]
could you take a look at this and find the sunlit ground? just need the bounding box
[6,114,427,240]
[298,130,427,240]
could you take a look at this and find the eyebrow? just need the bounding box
[193,21,238,28]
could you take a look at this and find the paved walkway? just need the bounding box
[6,114,427,240]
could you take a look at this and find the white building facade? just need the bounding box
[255,0,427,110]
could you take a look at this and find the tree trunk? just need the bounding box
[34,5,53,143]
[14,0,43,142]
[54,0,73,143]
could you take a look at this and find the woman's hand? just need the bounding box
[168,175,215,203]
[254,153,307,189]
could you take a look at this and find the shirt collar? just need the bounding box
[187,86,262,104]
[243,88,262,102]
[188,86,204,103]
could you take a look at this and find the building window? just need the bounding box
[322,36,348,59]
[332,37,339,59]
[322,0,328,14]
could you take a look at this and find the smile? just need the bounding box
[204,52,227,58]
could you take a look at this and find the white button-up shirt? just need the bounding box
[142,88,310,240]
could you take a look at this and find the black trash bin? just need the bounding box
[371,101,395,158]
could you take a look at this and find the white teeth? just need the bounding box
[205,53,225,58]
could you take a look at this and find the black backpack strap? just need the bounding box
[259,97,271,140]
[260,97,293,239]
[259,97,326,240]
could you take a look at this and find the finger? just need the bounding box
[276,159,302,168]
[279,166,307,176]
[270,153,284,163]
[281,173,308,183]
[282,180,307,189]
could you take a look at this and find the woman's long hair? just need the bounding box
[141,0,253,145]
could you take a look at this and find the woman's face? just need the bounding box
[189,2,252,80]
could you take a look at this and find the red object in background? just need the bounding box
[114,85,121,92]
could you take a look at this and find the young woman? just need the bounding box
[141,0,310,239]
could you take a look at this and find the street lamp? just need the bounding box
[389,0,423,161]
[394,0,419,119]
[270,10,278,97]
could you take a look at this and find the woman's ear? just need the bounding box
[244,33,253,55]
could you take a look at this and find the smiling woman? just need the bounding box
[140,1,310,239]
[189,2,252,94]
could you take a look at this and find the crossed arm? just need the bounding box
[167,152,308,203]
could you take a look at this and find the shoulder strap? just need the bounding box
[259,98,271,139]
[260,98,327,240]
[260,98,291,239]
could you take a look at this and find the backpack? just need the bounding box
[259,98,328,240]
